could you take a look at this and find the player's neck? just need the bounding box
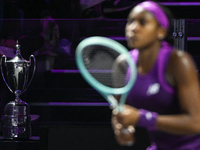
[137,41,161,75]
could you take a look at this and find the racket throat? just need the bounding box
[107,95,118,109]
[107,95,125,112]
[118,93,127,112]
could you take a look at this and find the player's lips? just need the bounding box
[126,32,137,39]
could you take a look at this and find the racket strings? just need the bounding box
[82,45,131,88]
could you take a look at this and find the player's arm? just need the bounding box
[156,50,200,134]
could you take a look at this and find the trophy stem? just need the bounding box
[15,96,22,103]
[14,90,22,103]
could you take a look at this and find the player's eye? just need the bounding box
[139,19,146,26]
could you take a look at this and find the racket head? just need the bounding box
[76,36,137,107]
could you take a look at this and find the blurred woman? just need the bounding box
[112,1,200,149]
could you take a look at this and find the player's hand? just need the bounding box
[112,108,135,146]
[114,105,140,127]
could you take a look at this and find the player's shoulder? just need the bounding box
[168,49,196,71]
[170,49,193,63]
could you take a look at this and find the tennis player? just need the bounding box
[112,1,200,149]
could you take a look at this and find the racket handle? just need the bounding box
[118,104,124,113]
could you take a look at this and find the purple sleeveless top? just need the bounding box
[127,42,200,150]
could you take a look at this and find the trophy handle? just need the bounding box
[1,55,13,93]
[22,55,36,94]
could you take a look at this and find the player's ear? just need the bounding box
[157,27,167,40]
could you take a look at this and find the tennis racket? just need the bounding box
[76,36,137,112]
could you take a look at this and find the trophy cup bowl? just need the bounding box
[0,42,36,140]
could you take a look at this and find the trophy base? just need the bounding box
[2,101,32,140]
[2,126,32,140]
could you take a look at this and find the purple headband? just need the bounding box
[136,1,169,29]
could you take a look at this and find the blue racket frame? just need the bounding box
[76,36,137,111]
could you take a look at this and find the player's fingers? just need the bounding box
[121,125,135,134]
[112,108,118,116]
[111,116,122,131]
[115,131,135,146]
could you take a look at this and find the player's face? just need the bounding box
[125,6,162,50]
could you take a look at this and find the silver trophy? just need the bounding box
[0,41,36,140]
